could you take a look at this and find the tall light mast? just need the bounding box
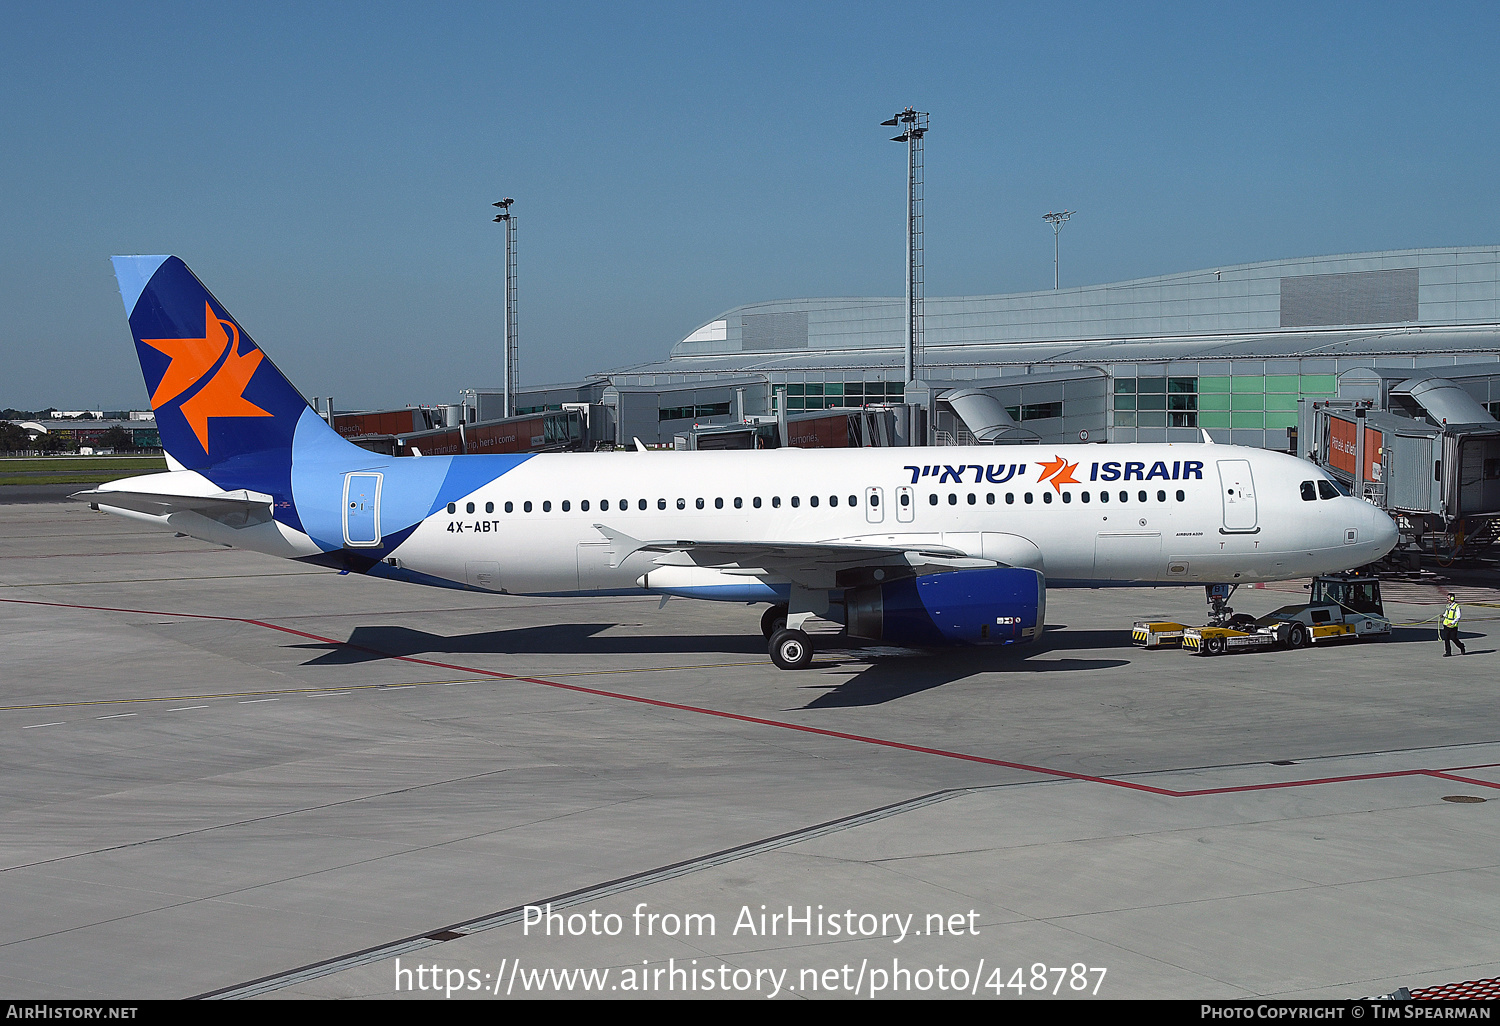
[1044,209,1073,290]
[492,198,518,420]
[881,107,928,441]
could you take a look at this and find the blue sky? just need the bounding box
[3,1,1498,409]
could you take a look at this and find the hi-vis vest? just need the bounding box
[1443,603,1461,627]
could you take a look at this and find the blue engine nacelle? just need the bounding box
[844,567,1045,647]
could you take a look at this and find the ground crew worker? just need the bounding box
[1441,593,1467,657]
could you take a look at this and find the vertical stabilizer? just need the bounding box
[112,255,362,527]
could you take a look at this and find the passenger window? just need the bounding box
[1318,480,1339,500]
[485,501,494,513]
[676,498,685,510]
[809,495,819,507]
[1099,491,1108,503]
[772,496,781,508]
[929,494,938,505]
[1024,493,1034,504]
[948,493,958,505]
[753,497,762,508]
[1006,493,1014,504]
[543,501,551,512]
[986,493,995,504]
[791,496,800,508]
[447,503,456,514]
[1300,481,1316,501]
[967,493,976,505]
[1175,490,1184,502]
[1157,490,1166,502]
[581,500,590,512]
[1080,491,1090,503]
[524,501,533,512]
[658,499,667,510]
[600,500,609,511]
[505,501,514,513]
[848,495,857,506]
[1138,491,1147,503]
[828,495,837,506]
[637,499,647,510]
[1061,492,1071,503]
[1043,492,1053,504]
[902,493,912,506]
[466,502,475,514]
[734,497,743,509]
[1119,491,1128,502]
[870,493,879,507]
[713,497,722,509]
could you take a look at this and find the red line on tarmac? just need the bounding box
[1419,771,1500,791]
[0,549,234,560]
[4,595,1493,799]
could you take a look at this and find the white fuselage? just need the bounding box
[382,443,1397,596]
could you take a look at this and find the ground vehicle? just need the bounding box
[1181,574,1391,655]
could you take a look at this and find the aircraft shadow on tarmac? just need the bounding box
[796,625,1129,708]
[291,623,1126,708]
[287,620,1470,709]
[292,623,768,664]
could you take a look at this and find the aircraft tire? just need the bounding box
[761,603,789,638]
[769,628,814,670]
[1206,636,1226,656]
[1286,624,1307,650]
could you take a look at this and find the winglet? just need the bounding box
[633,437,649,453]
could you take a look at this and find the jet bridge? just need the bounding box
[1303,371,1500,563]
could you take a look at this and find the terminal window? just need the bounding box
[1004,401,1065,422]
[659,402,732,422]
[1116,374,1341,430]
[780,381,904,412]
[1114,376,1197,428]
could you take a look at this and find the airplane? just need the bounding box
[76,256,1400,670]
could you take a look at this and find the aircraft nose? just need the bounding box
[1366,503,1398,558]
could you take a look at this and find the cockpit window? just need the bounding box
[1300,481,1316,501]
[1317,480,1339,500]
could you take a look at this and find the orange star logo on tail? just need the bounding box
[1036,455,1080,492]
[139,302,272,452]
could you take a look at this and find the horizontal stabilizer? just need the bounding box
[71,487,274,525]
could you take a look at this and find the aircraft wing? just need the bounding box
[592,525,996,589]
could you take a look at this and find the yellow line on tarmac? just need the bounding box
[0,662,766,713]
[545,661,763,678]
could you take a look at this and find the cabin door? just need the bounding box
[1217,459,1259,532]
[342,472,382,547]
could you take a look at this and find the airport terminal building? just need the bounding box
[549,246,1500,450]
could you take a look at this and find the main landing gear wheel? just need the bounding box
[1286,624,1308,650]
[769,628,814,670]
[760,603,788,638]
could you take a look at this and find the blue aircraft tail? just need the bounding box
[112,255,363,529]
